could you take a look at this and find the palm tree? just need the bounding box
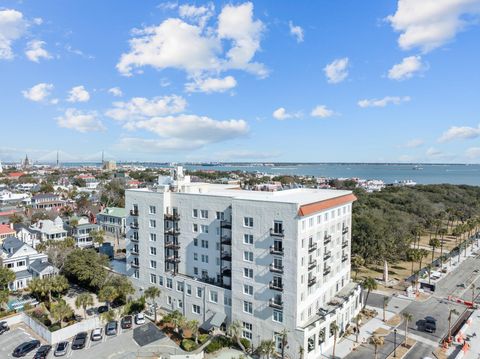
[429,237,440,264]
[228,320,246,352]
[0,290,9,310]
[426,264,433,285]
[169,310,185,334]
[355,314,362,343]
[144,286,161,323]
[91,229,106,247]
[331,323,339,359]
[75,293,94,319]
[351,255,365,281]
[50,275,69,301]
[361,277,377,310]
[0,267,16,290]
[186,319,200,343]
[438,228,448,263]
[369,335,384,359]
[407,249,418,276]
[418,249,429,272]
[100,308,119,324]
[382,297,389,322]
[258,340,276,359]
[402,312,413,346]
[447,308,459,343]
[50,300,73,328]
[471,283,478,304]
[98,285,118,309]
[280,328,288,359]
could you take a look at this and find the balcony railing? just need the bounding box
[308,260,317,271]
[269,299,283,309]
[166,256,181,263]
[165,241,180,250]
[164,228,180,236]
[221,267,232,277]
[342,254,348,262]
[130,223,139,229]
[221,252,232,261]
[270,246,284,256]
[308,242,317,253]
[342,240,348,248]
[131,262,139,268]
[270,228,284,237]
[164,213,180,221]
[323,266,331,276]
[130,249,139,255]
[130,209,138,216]
[129,236,138,242]
[269,264,284,274]
[220,236,232,245]
[324,235,332,245]
[342,226,349,234]
[323,251,332,261]
[220,220,232,229]
[269,281,283,291]
[308,276,316,287]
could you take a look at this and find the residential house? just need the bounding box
[29,217,67,242]
[96,207,126,238]
[14,224,41,248]
[0,224,16,243]
[65,216,100,248]
[30,193,64,210]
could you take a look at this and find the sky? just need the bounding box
[1,0,480,163]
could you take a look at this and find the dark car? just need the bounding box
[97,305,108,313]
[34,345,52,359]
[106,320,118,336]
[0,321,9,334]
[121,315,133,329]
[71,332,88,350]
[424,317,437,333]
[12,340,40,357]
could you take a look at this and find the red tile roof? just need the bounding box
[0,224,15,235]
[8,172,24,178]
[298,193,357,216]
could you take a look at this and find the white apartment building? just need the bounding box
[125,168,361,358]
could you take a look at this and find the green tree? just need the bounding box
[186,319,200,344]
[8,213,23,224]
[351,255,365,281]
[63,249,109,289]
[447,309,459,344]
[361,277,377,310]
[228,320,246,353]
[0,267,15,290]
[429,237,441,264]
[50,300,73,328]
[75,293,94,319]
[369,335,384,359]
[144,286,161,323]
[402,312,413,346]
[258,339,276,359]
[91,229,106,246]
[98,286,118,308]
[0,290,9,310]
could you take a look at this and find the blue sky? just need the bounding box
[1,0,480,163]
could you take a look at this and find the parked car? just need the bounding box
[12,340,40,357]
[424,317,437,333]
[121,315,133,329]
[97,305,108,313]
[106,320,118,336]
[0,321,10,334]
[54,341,69,357]
[72,332,88,350]
[34,345,52,359]
[135,313,145,325]
[91,328,103,341]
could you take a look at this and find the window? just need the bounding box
[192,304,201,314]
[201,255,209,263]
[200,225,209,233]
[243,217,253,227]
[273,220,283,234]
[200,210,208,219]
[149,205,156,214]
[177,282,184,292]
[243,234,253,244]
[194,267,198,275]
[210,290,218,303]
[134,270,139,279]
[194,253,198,261]
[166,278,173,289]
[243,301,253,314]
[186,284,192,295]
[149,219,156,228]
[242,322,253,340]
[216,211,224,220]
[178,299,183,308]
[196,287,202,298]
[318,328,325,344]
[243,251,253,262]
[224,296,232,306]
[194,238,198,246]
[159,276,163,286]
[150,247,157,255]
[193,209,198,218]
[150,274,157,284]
[150,260,157,269]
[201,240,209,248]
[273,310,283,323]
[167,296,172,305]
[243,284,253,296]
[243,330,253,340]
[243,268,253,278]
[149,233,156,242]
[309,218,314,227]
[308,334,315,352]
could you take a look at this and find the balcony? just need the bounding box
[308,242,317,253]
[270,228,284,237]
[323,251,332,261]
[342,240,348,249]
[164,213,180,221]
[324,235,332,245]
[342,254,348,262]
[269,264,284,274]
[131,262,139,268]
[323,266,331,276]
[130,248,139,255]
[220,236,232,245]
[164,228,180,236]
[269,299,283,309]
[270,246,284,256]
[221,252,232,261]
[269,281,283,291]
[221,220,232,229]
[308,260,317,271]
[129,236,138,242]
[165,241,180,250]
[342,226,349,235]
[130,223,139,229]
[221,267,231,277]
[166,255,181,263]
[130,209,138,216]
[308,276,317,287]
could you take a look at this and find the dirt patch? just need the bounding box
[386,314,402,327]
[386,338,417,359]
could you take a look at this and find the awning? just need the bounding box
[200,312,227,331]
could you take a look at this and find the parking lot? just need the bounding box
[0,326,41,358]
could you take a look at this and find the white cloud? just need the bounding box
[387,0,480,52]
[106,95,187,121]
[272,107,302,120]
[117,2,267,82]
[185,76,237,93]
[0,9,27,60]
[357,96,411,108]
[108,87,123,97]
[289,21,304,43]
[324,57,349,84]
[426,147,443,157]
[310,105,334,118]
[67,85,90,103]
[388,55,425,80]
[25,40,51,62]
[466,147,480,159]
[56,108,105,133]
[123,114,249,145]
[438,124,480,142]
[178,3,214,28]
[401,138,425,148]
[22,83,54,102]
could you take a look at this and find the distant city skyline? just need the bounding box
[1,1,480,163]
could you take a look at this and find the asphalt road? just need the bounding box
[346,331,405,359]
[0,327,39,359]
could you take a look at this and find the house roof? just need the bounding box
[15,270,31,280]
[2,236,25,256]
[298,193,357,216]
[32,193,59,200]
[8,172,24,178]
[29,259,56,273]
[98,207,126,218]
[0,224,15,235]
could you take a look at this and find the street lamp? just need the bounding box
[393,328,397,358]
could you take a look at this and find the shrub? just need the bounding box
[124,297,146,315]
[49,323,61,332]
[181,339,198,352]
[205,336,231,353]
[198,333,209,344]
[240,338,251,350]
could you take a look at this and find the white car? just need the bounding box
[135,313,145,325]
[91,328,103,341]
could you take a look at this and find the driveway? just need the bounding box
[0,326,45,358]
